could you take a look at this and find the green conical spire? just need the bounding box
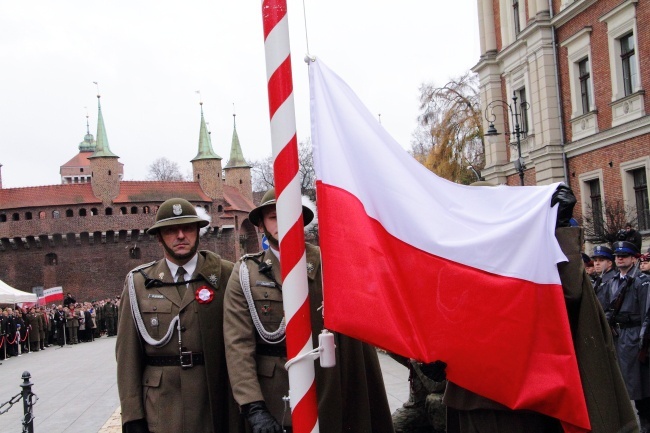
[225,114,250,168]
[89,95,118,158]
[191,103,221,161]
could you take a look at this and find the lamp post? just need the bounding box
[484,91,529,186]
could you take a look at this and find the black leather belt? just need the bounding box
[256,345,286,357]
[145,352,204,367]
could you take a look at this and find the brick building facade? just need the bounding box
[0,97,259,301]
[474,0,649,250]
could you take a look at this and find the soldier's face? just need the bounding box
[641,260,650,272]
[593,257,612,273]
[260,207,279,249]
[159,223,199,265]
[615,255,634,272]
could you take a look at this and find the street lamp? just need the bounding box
[484,91,530,186]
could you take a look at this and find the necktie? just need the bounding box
[177,267,187,299]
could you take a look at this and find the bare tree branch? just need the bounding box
[146,157,187,181]
[410,72,485,184]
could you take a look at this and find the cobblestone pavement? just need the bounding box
[0,336,408,433]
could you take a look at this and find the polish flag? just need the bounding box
[309,59,589,432]
[40,286,64,305]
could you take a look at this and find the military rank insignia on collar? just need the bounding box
[306,262,315,273]
[159,272,165,280]
[195,286,215,304]
[208,274,219,286]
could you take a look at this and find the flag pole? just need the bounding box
[260,1,319,432]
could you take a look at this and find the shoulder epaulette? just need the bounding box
[240,251,264,262]
[129,261,157,274]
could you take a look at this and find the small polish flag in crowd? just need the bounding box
[39,286,64,305]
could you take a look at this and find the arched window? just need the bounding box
[130,206,138,214]
[12,213,19,221]
[153,206,159,213]
[218,205,223,212]
[120,207,127,215]
[90,208,98,216]
[45,253,58,266]
[204,205,209,213]
[108,170,112,175]
[105,207,113,216]
[65,209,73,217]
[39,211,46,219]
[52,211,60,219]
[79,209,87,217]
[143,206,150,214]
[0,214,6,222]
[25,212,33,220]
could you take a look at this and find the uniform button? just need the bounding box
[264,293,269,298]
[181,326,186,332]
[153,306,157,311]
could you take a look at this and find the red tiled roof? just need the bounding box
[0,181,255,212]
[113,181,213,203]
[223,185,255,212]
[61,151,93,168]
[0,184,101,209]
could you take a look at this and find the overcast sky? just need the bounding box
[0,1,479,189]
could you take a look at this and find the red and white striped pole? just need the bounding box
[261,1,320,432]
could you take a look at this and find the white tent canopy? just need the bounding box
[0,279,38,304]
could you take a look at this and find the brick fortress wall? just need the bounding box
[0,207,242,301]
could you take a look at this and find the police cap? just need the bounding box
[612,241,639,256]
[591,245,614,261]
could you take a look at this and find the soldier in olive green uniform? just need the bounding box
[104,300,118,337]
[224,189,394,433]
[116,198,242,433]
[26,308,42,352]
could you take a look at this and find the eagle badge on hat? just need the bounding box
[208,274,218,286]
[173,204,183,216]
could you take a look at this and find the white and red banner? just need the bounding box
[40,286,64,305]
[309,59,589,432]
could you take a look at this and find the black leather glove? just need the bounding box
[551,185,576,228]
[123,419,150,433]
[242,401,282,433]
[419,360,447,382]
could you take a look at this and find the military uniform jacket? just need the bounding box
[603,269,650,400]
[224,244,394,433]
[444,228,637,433]
[26,313,41,342]
[593,267,617,309]
[116,250,242,433]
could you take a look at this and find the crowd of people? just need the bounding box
[0,296,120,363]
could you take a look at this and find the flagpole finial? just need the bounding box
[304,55,316,64]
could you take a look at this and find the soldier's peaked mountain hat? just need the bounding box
[249,188,314,227]
[591,245,614,261]
[146,198,209,235]
[612,241,639,256]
